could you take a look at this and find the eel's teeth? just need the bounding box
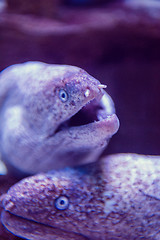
[98,84,107,89]
[84,89,90,97]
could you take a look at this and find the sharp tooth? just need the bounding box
[84,89,90,97]
[98,84,107,89]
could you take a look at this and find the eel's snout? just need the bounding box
[73,89,118,129]
[2,194,14,212]
[99,113,120,137]
[2,173,59,219]
[2,190,20,218]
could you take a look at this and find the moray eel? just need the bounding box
[0,62,119,175]
[2,154,160,240]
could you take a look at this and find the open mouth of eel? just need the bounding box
[55,88,119,135]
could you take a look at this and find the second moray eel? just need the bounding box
[2,154,160,240]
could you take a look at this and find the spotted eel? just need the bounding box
[1,154,160,240]
[0,62,119,175]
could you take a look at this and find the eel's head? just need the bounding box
[0,61,117,135]
[0,62,119,173]
[22,62,119,139]
[29,62,119,171]
[2,165,103,239]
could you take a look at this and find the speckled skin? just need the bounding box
[2,154,160,240]
[0,62,119,175]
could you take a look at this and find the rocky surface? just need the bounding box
[0,3,160,70]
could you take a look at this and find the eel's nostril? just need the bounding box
[3,196,15,212]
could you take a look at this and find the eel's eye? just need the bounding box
[59,89,68,102]
[55,196,69,210]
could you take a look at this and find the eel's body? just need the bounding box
[0,62,119,175]
[2,154,160,240]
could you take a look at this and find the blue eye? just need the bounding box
[55,196,69,210]
[59,89,68,102]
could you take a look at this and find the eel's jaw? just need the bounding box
[2,211,86,240]
[58,114,119,150]
[54,91,119,143]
